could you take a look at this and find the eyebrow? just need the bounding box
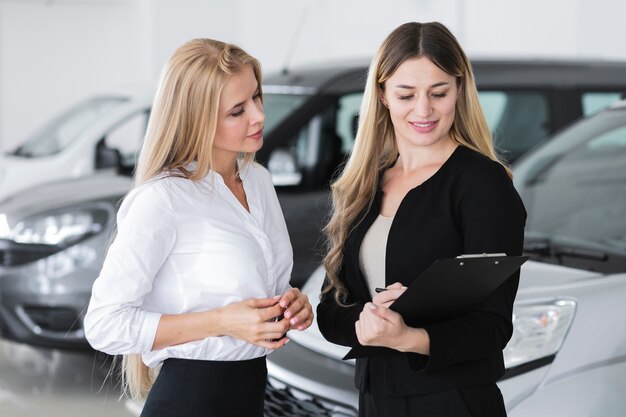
[393,81,450,89]
[228,85,260,112]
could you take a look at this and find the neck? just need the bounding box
[212,151,239,182]
[395,137,457,172]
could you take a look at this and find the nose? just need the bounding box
[413,94,433,119]
[250,98,265,126]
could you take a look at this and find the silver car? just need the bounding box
[265,100,626,416]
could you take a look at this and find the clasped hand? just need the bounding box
[220,288,313,350]
[355,282,410,350]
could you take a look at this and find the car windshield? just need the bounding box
[12,97,127,158]
[514,107,626,268]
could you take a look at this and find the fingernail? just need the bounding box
[297,325,305,331]
[401,286,407,290]
[280,301,288,308]
[290,317,298,325]
[284,311,292,319]
[367,303,376,310]
[284,339,290,344]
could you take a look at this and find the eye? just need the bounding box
[398,95,413,101]
[432,92,448,99]
[231,108,244,117]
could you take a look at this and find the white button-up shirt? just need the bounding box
[84,162,293,367]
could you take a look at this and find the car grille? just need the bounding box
[265,378,357,417]
[22,306,81,332]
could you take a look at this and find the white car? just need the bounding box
[265,100,626,416]
[0,92,152,202]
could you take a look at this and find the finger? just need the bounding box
[386,282,406,290]
[367,303,395,322]
[372,289,404,306]
[284,296,306,320]
[260,330,289,340]
[254,337,289,350]
[257,303,285,322]
[296,316,313,331]
[249,296,281,309]
[278,288,299,308]
[289,305,312,327]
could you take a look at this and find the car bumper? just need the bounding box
[0,237,105,350]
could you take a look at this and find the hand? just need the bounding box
[278,288,314,331]
[354,302,429,354]
[219,297,291,350]
[355,302,407,348]
[372,282,407,308]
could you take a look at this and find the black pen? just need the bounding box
[374,287,387,293]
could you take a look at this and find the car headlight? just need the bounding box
[504,298,576,370]
[0,203,112,267]
[0,205,110,246]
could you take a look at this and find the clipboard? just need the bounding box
[343,253,528,360]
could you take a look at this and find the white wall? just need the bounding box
[1,0,625,153]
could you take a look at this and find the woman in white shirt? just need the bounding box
[84,39,313,417]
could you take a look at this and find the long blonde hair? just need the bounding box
[323,22,510,304]
[123,38,262,400]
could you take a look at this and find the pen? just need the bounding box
[374,287,387,293]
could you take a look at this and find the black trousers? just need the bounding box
[140,357,267,417]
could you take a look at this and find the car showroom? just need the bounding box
[0,1,625,416]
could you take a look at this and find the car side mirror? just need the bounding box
[268,149,302,186]
[95,140,121,170]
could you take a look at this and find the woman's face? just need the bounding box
[213,65,265,160]
[381,57,459,151]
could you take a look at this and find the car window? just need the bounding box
[478,91,550,163]
[582,92,623,116]
[13,97,126,158]
[516,109,626,254]
[336,93,363,154]
[263,92,310,133]
[103,111,150,167]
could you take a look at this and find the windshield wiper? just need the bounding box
[524,236,608,262]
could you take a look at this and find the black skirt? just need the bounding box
[140,356,267,417]
[358,356,506,417]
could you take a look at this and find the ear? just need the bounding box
[377,84,389,108]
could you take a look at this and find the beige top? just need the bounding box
[359,214,394,298]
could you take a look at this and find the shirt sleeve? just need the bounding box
[411,160,527,372]
[84,181,176,355]
[316,266,366,348]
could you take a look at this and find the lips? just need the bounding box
[247,128,263,140]
[409,120,438,133]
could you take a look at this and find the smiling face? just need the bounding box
[381,57,459,152]
[213,64,265,164]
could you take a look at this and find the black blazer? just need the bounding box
[317,146,527,396]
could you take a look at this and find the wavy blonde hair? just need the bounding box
[124,38,262,400]
[323,22,511,304]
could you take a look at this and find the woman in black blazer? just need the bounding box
[317,22,526,417]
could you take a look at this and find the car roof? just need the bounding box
[264,58,626,94]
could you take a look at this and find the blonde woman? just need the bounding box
[317,22,526,417]
[84,39,313,417]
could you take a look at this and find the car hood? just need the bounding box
[291,260,601,362]
[0,154,57,203]
[0,172,132,222]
